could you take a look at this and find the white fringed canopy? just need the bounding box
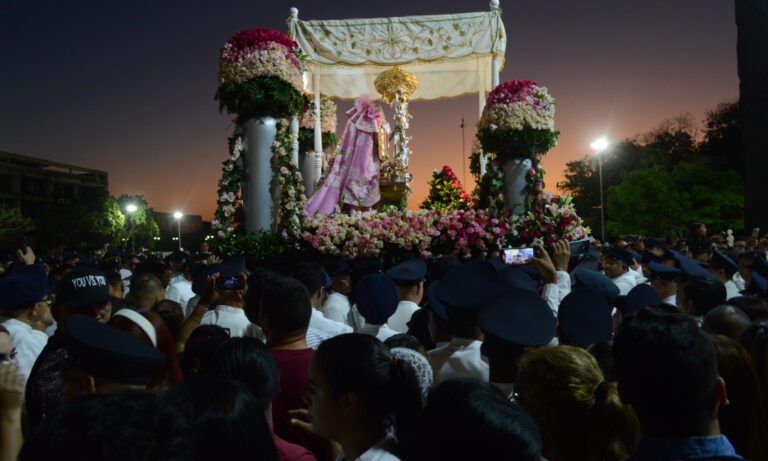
[288,1,507,190]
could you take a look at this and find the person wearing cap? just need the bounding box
[648,261,681,307]
[709,250,742,300]
[355,273,400,342]
[0,265,54,377]
[25,267,112,430]
[558,289,614,349]
[290,262,352,339]
[200,257,263,340]
[322,257,353,326]
[61,314,166,400]
[386,258,427,333]
[603,249,638,295]
[429,260,501,383]
[478,288,557,398]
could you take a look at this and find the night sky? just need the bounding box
[0,0,737,219]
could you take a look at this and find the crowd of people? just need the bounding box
[1,222,768,460]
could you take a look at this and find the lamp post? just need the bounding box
[590,138,609,242]
[125,204,137,253]
[173,211,183,250]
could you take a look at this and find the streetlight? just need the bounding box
[590,138,609,242]
[173,211,183,250]
[125,203,138,252]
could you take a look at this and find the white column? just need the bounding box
[291,115,299,167]
[313,74,322,155]
[492,56,500,88]
[478,90,485,117]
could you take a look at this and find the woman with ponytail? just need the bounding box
[515,345,639,461]
[302,333,422,461]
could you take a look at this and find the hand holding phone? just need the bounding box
[504,247,534,265]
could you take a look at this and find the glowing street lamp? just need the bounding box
[173,211,183,250]
[125,203,138,252]
[590,138,609,242]
[126,203,138,214]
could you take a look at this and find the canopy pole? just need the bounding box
[491,0,501,89]
[312,73,323,190]
[478,90,485,117]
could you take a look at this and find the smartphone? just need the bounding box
[504,247,534,265]
[216,275,244,291]
[570,239,591,257]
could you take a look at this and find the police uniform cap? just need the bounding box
[355,273,399,325]
[572,269,620,303]
[621,284,663,316]
[605,249,634,267]
[710,250,740,278]
[678,257,718,282]
[0,265,48,312]
[499,266,538,293]
[741,272,768,297]
[558,289,613,349]
[386,258,427,286]
[436,260,501,310]
[325,257,351,277]
[426,281,449,323]
[648,262,681,282]
[478,288,556,347]
[66,314,166,385]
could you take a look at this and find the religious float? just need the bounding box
[211,0,589,263]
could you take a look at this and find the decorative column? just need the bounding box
[243,117,279,232]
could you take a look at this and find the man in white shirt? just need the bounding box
[648,261,681,307]
[322,257,353,325]
[0,265,54,377]
[201,259,263,340]
[603,249,638,295]
[385,258,427,333]
[165,251,189,286]
[290,262,352,338]
[708,250,742,300]
[428,260,501,384]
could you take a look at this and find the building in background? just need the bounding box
[153,211,211,251]
[0,151,109,219]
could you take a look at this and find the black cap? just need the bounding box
[572,269,620,303]
[66,315,166,385]
[498,266,538,293]
[326,256,351,277]
[57,267,111,309]
[355,273,399,324]
[0,265,48,312]
[621,284,663,316]
[478,288,556,347]
[386,258,427,286]
[428,256,462,282]
[606,249,634,266]
[741,272,768,297]
[558,289,613,348]
[710,250,740,278]
[678,257,718,282]
[648,262,681,282]
[426,281,449,323]
[192,264,221,296]
[437,260,501,310]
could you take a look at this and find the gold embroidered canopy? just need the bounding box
[288,3,506,102]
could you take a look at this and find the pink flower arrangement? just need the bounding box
[300,94,337,133]
[218,28,304,92]
[440,165,473,206]
[433,209,510,259]
[509,193,590,247]
[477,80,556,132]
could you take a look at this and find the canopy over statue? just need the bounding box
[288,2,507,102]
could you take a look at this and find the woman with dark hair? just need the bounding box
[211,337,316,461]
[711,335,768,460]
[108,309,184,387]
[515,345,639,461]
[163,375,279,461]
[301,333,422,460]
[409,379,541,461]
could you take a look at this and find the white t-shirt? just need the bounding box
[2,318,48,378]
[358,323,399,343]
[335,435,401,461]
[310,308,353,337]
[166,278,195,313]
[428,337,489,384]
[323,292,351,325]
[200,305,264,340]
[387,301,419,333]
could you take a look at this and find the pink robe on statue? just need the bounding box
[305,97,382,216]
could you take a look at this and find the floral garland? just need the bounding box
[421,165,473,212]
[212,125,246,238]
[508,193,590,247]
[271,119,307,236]
[431,209,510,259]
[218,29,303,92]
[299,94,337,133]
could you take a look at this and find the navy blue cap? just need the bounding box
[678,257,718,282]
[192,264,221,296]
[558,289,613,348]
[436,260,502,310]
[66,315,166,385]
[478,288,556,347]
[665,249,685,265]
[499,266,538,293]
[326,256,351,277]
[641,251,662,265]
[572,269,620,303]
[710,250,740,278]
[741,272,768,297]
[386,258,427,286]
[648,262,681,282]
[606,249,634,266]
[218,256,246,277]
[321,268,332,292]
[621,284,663,316]
[428,256,462,282]
[355,273,399,324]
[426,281,449,323]
[350,257,384,276]
[0,265,48,312]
